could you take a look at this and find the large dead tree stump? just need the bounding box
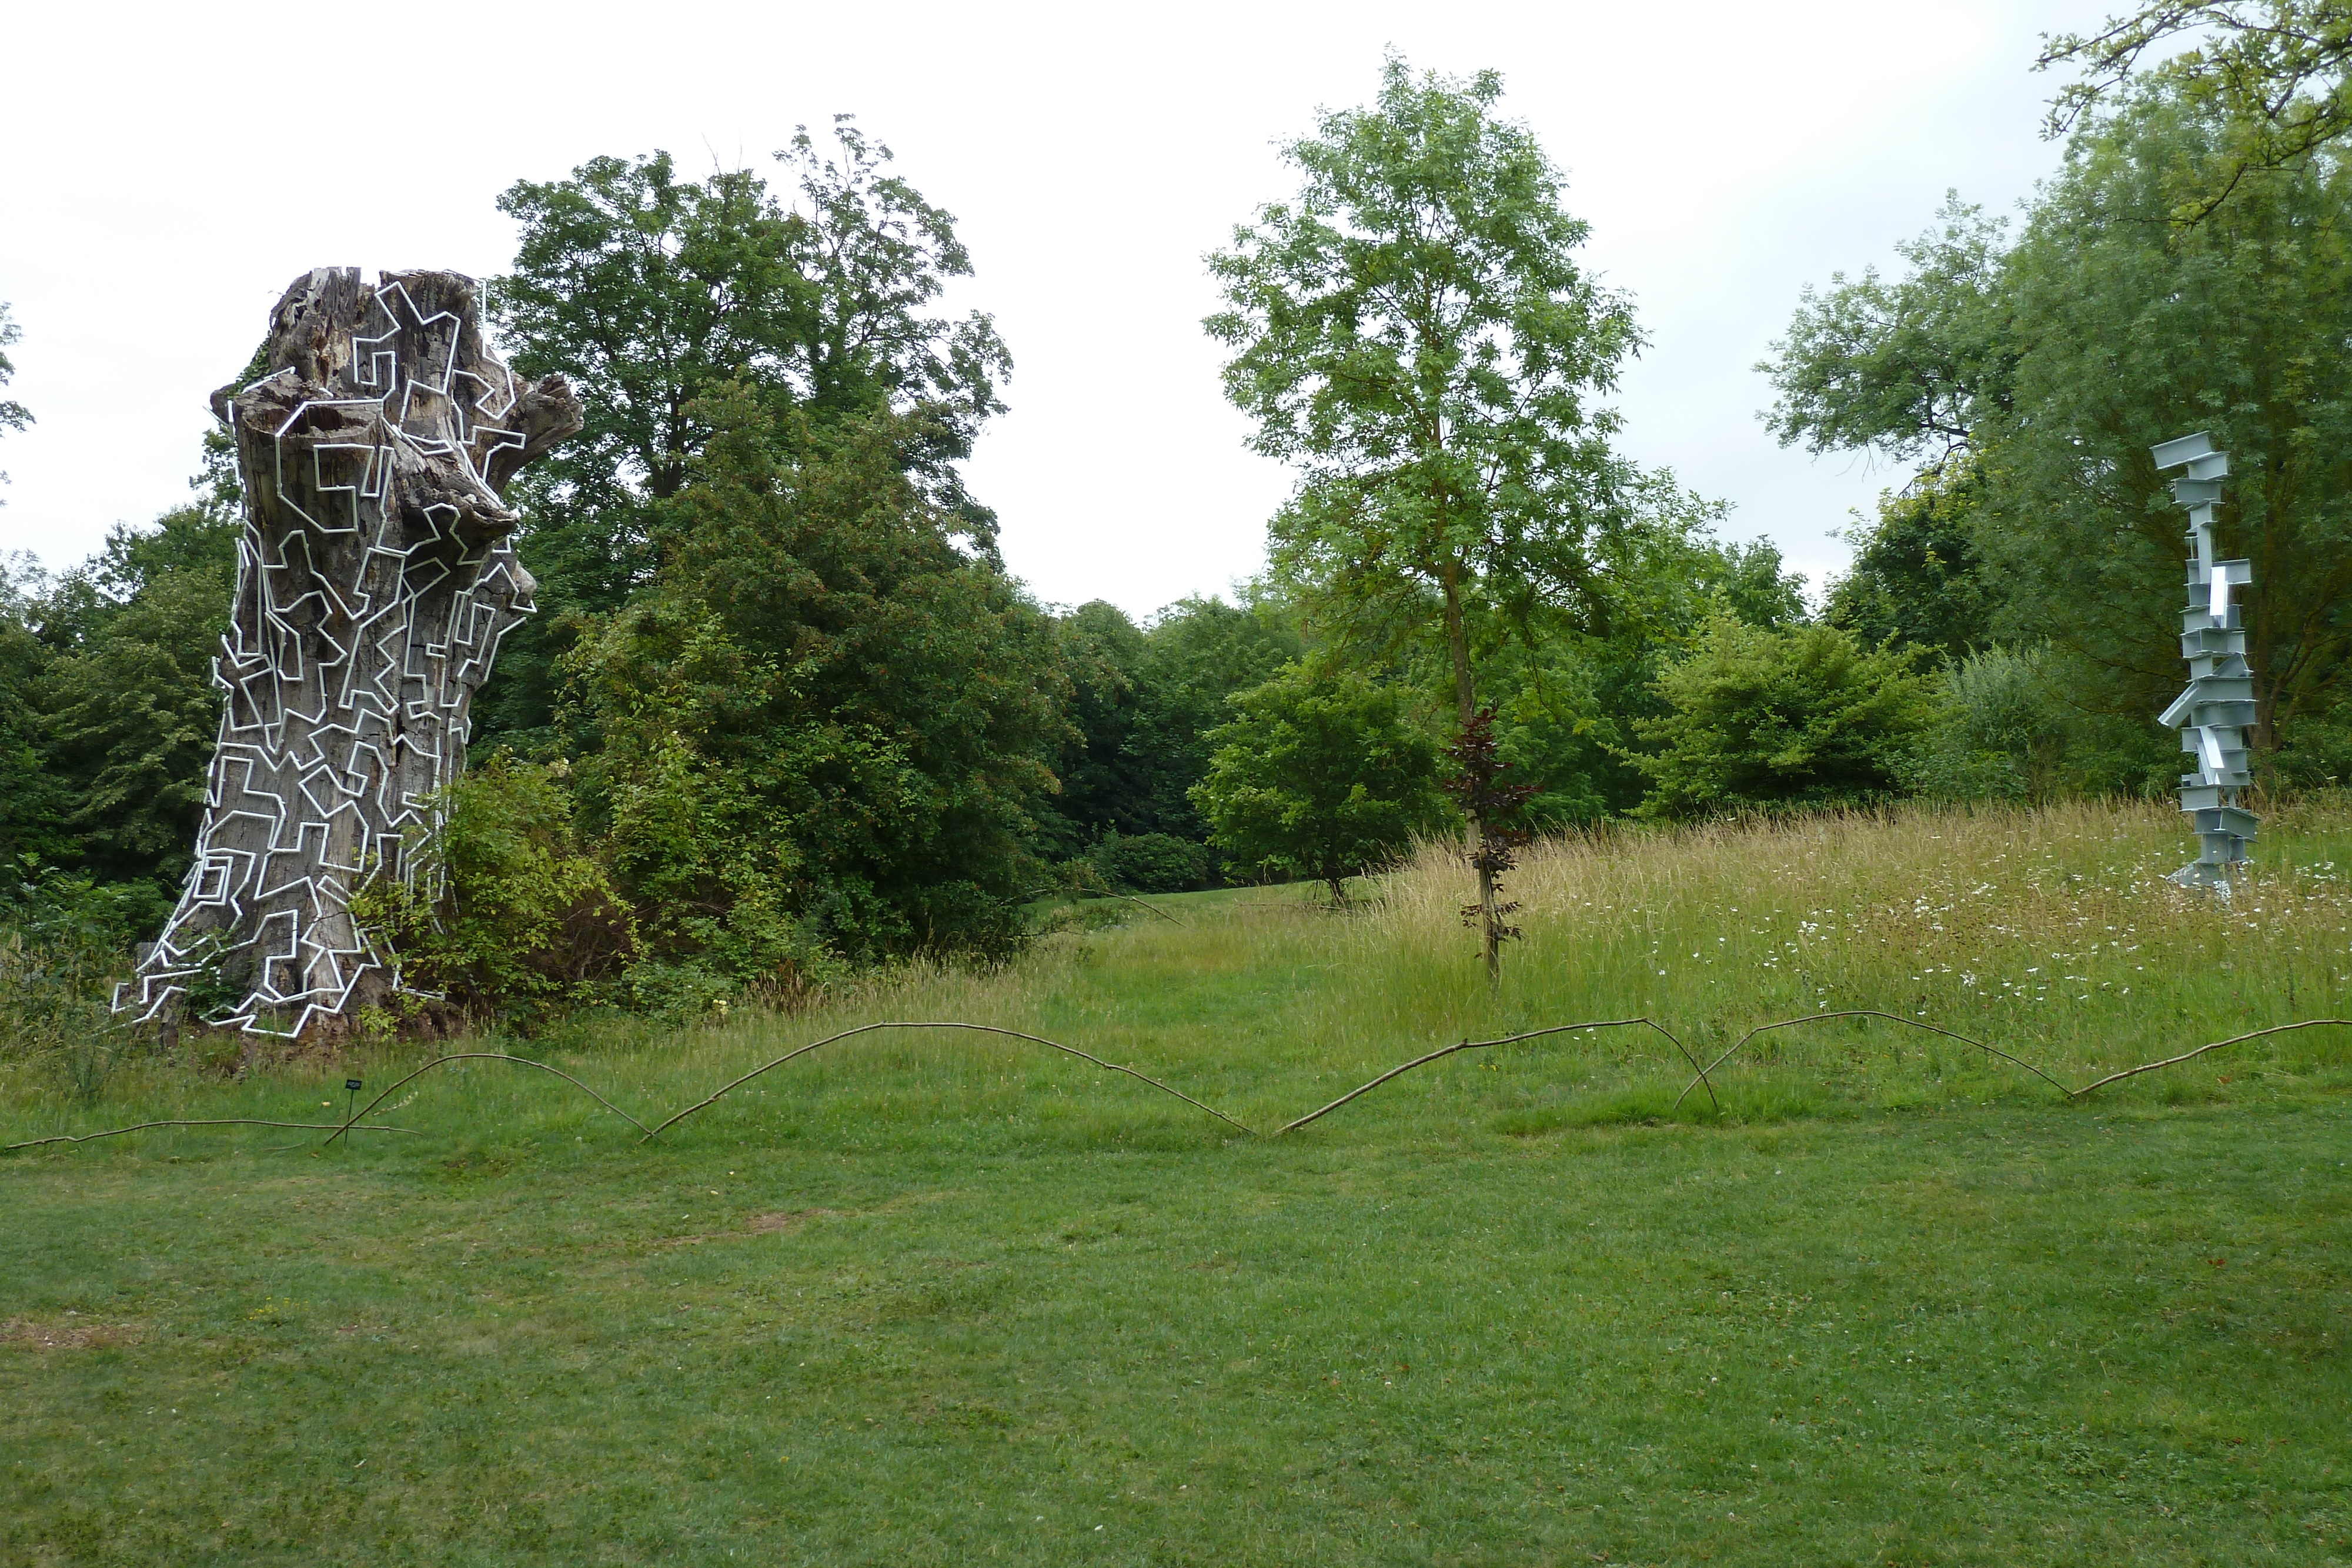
[122,268,582,1038]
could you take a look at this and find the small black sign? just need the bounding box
[345,1079,364,1092]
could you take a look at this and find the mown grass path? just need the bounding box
[5,1094,2348,1566]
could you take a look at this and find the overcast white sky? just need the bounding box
[0,0,2112,616]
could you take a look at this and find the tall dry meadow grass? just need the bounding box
[1341,794,2352,1109]
[8,795,2351,1146]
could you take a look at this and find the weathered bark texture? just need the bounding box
[121,268,582,1038]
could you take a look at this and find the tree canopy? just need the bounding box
[1763,84,2352,773]
[480,126,1010,744]
[1208,58,1648,716]
[2042,1,2352,219]
[1192,662,1445,904]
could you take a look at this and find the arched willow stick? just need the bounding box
[2066,1018,2352,1098]
[639,1021,1252,1141]
[1669,1010,2071,1111]
[1277,1017,1713,1137]
[1025,878,1187,927]
[1095,888,1186,926]
[7,1118,420,1153]
[22,1014,2348,1159]
[326,1052,653,1146]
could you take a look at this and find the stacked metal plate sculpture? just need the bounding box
[2151,432,2257,891]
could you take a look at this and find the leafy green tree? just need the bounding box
[562,388,1064,967]
[0,400,249,897]
[0,499,237,924]
[483,125,1010,744]
[1630,618,1937,817]
[2042,1,2352,220]
[0,559,70,872]
[1034,594,1311,860]
[1128,595,1306,839]
[1986,92,2352,756]
[1370,528,1805,830]
[1035,600,1154,858]
[1208,57,1661,974]
[0,300,35,857]
[1823,459,1997,658]
[38,509,238,896]
[1765,88,2352,770]
[0,300,30,499]
[1761,198,2014,466]
[1192,662,1445,904]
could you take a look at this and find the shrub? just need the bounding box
[1192,664,1446,902]
[1904,645,2073,801]
[0,861,155,1096]
[1090,831,1215,893]
[1630,617,1937,817]
[355,755,639,1028]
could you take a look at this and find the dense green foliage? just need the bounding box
[1629,618,1937,817]
[353,757,638,1027]
[1,503,238,925]
[1770,96,2352,794]
[564,390,1065,969]
[1040,596,1305,857]
[1192,663,1445,901]
[1083,830,1218,894]
[1821,457,1995,659]
[2043,0,2352,219]
[480,128,1011,747]
[0,299,29,484]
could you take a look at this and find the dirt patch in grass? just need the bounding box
[745,1208,841,1233]
[1,1315,143,1350]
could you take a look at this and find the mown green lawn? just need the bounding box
[8,801,2352,1564]
[5,1089,2348,1566]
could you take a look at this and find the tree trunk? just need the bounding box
[119,269,582,1039]
[1439,567,1501,987]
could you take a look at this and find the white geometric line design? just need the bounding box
[119,268,580,1038]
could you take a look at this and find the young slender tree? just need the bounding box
[1206,58,1642,981]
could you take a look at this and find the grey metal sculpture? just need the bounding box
[2152,432,2257,891]
[118,269,582,1038]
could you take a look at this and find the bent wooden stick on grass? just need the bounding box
[2066,1019,2352,1098]
[1669,1011,2072,1111]
[641,1021,1254,1141]
[8,1119,420,1153]
[326,1052,656,1145]
[16,1013,2349,1156]
[1278,1017,1717,1136]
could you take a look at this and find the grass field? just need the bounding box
[5,798,2351,1564]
